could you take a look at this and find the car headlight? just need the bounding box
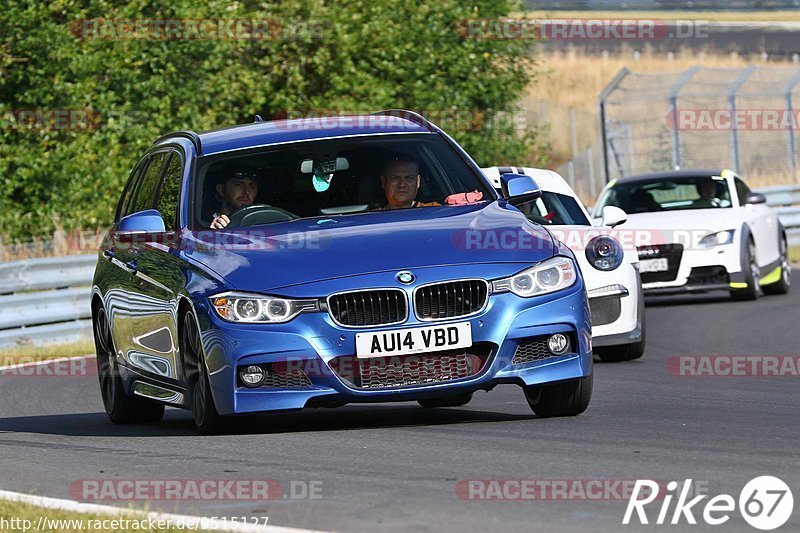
[209,292,319,323]
[492,256,577,297]
[585,235,624,271]
[699,230,735,247]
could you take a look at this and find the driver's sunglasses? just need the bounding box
[232,171,259,180]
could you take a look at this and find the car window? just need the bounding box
[155,153,183,229]
[734,178,751,204]
[596,176,732,214]
[131,152,168,214]
[116,159,147,222]
[497,189,591,226]
[192,134,494,229]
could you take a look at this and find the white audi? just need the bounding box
[483,166,645,362]
[592,169,791,300]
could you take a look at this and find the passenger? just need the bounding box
[210,170,259,229]
[376,157,440,210]
[629,189,660,213]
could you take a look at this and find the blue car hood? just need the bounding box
[183,203,555,293]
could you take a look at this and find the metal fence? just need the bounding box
[0,255,95,348]
[598,66,800,184]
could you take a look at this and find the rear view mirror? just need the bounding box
[744,192,767,205]
[500,173,542,206]
[118,209,166,234]
[601,206,628,228]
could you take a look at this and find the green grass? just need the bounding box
[0,340,95,365]
[0,499,221,532]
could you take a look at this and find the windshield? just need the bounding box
[596,175,732,215]
[192,134,494,229]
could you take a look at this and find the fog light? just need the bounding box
[547,334,570,355]
[240,365,265,388]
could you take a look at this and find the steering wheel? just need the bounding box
[226,204,299,228]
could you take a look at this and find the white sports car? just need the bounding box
[592,169,791,300]
[483,166,645,362]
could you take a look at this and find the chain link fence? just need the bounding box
[599,65,800,184]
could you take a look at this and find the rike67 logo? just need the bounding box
[624,477,794,530]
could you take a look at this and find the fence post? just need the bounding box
[587,145,595,197]
[727,66,757,173]
[598,68,630,183]
[785,72,800,182]
[667,66,700,170]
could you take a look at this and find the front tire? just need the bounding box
[731,239,761,301]
[763,236,791,295]
[182,311,228,434]
[524,372,592,418]
[93,306,164,424]
[595,315,646,363]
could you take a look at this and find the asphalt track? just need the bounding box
[0,276,798,532]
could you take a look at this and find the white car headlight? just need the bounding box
[699,230,735,247]
[209,292,319,323]
[492,256,577,298]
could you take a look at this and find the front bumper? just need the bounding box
[640,242,742,295]
[586,262,642,346]
[196,281,592,415]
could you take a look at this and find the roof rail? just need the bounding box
[152,130,203,156]
[371,109,436,132]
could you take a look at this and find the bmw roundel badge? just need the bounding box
[396,271,415,285]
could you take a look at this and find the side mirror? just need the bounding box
[744,192,767,205]
[118,209,166,235]
[601,206,628,228]
[500,173,542,206]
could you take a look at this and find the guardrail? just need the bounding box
[0,187,798,349]
[757,185,800,247]
[0,254,95,349]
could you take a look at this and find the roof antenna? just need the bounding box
[254,115,263,123]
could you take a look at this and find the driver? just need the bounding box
[693,180,721,208]
[210,170,259,229]
[376,157,439,210]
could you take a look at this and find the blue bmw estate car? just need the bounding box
[91,110,593,433]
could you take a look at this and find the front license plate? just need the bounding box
[355,322,472,358]
[639,258,669,273]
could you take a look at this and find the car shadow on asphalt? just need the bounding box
[644,291,732,307]
[0,404,538,437]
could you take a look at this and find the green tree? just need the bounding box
[0,0,543,239]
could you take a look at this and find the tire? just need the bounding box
[763,235,791,296]
[93,306,165,424]
[418,392,473,408]
[730,238,762,301]
[524,372,593,418]
[182,311,229,434]
[595,338,645,363]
